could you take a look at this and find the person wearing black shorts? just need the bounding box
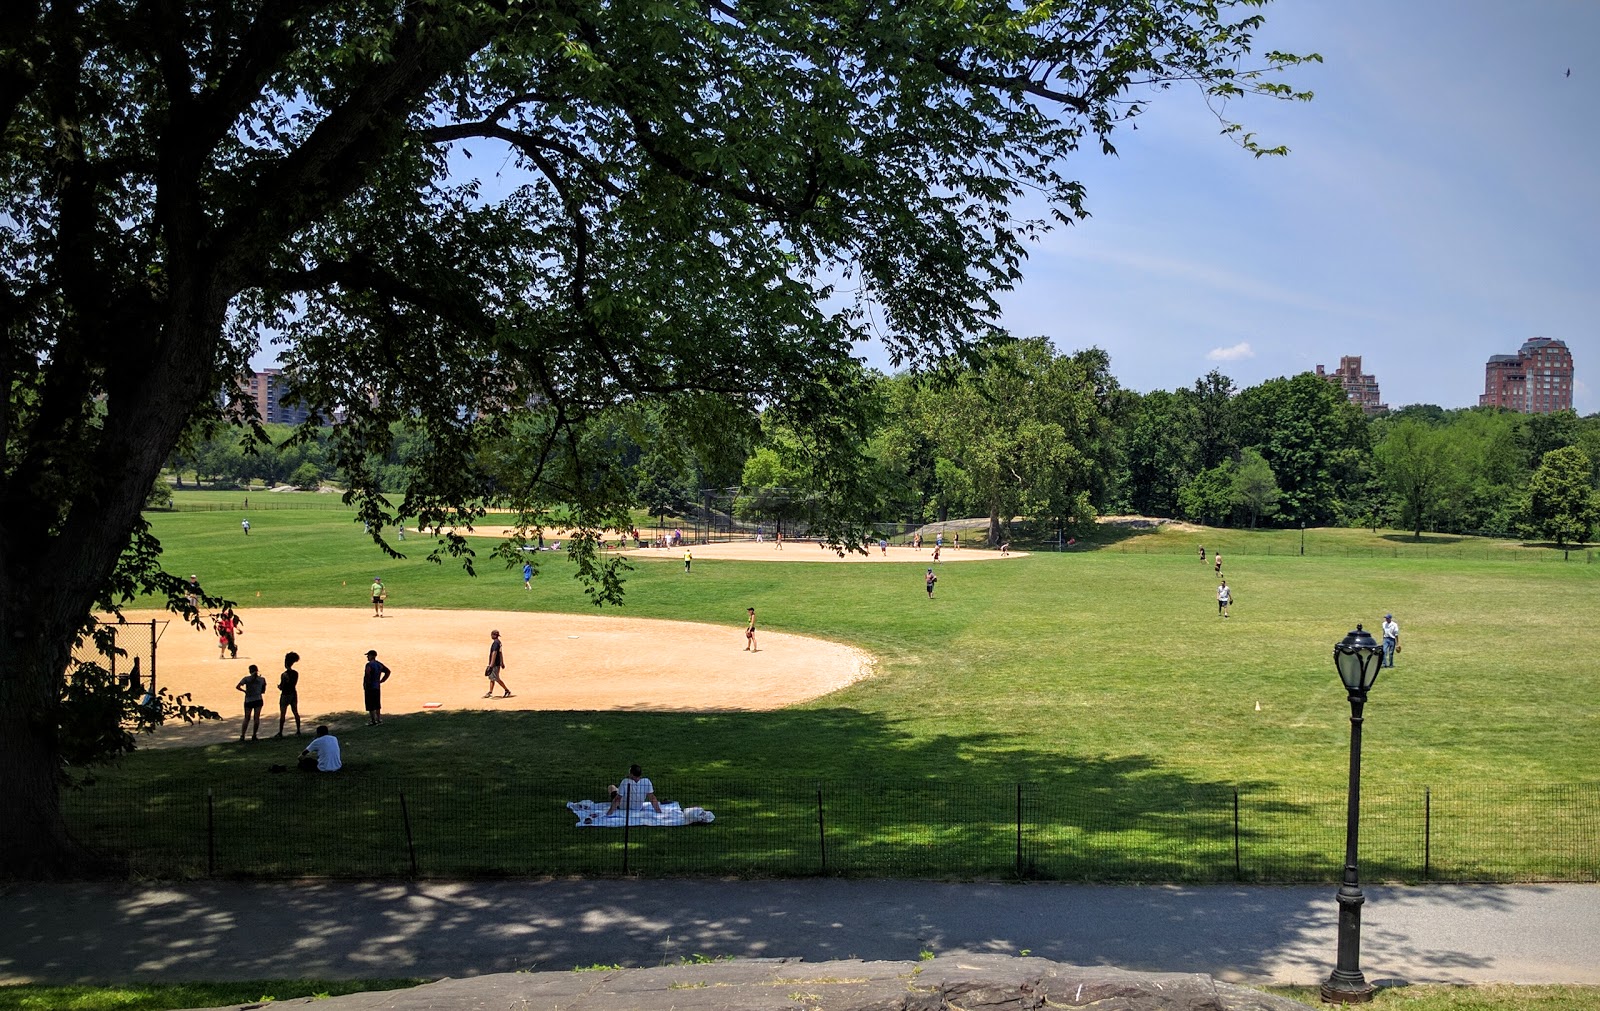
[236,664,267,741]
[362,649,391,725]
[276,651,302,737]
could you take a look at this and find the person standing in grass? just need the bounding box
[1217,579,1231,618]
[370,577,385,617]
[484,629,513,698]
[275,651,302,737]
[684,548,693,573]
[362,649,391,725]
[523,560,533,589]
[236,663,267,741]
[745,607,758,652]
[1381,613,1400,668]
[1213,552,1223,576]
[925,568,938,598]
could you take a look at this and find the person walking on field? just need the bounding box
[745,607,758,652]
[236,663,267,741]
[1199,545,1205,562]
[241,517,250,535]
[370,577,385,617]
[925,568,938,599]
[1381,613,1400,668]
[215,608,241,659]
[523,561,533,590]
[1217,579,1231,618]
[684,548,693,573]
[484,629,513,698]
[1213,552,1223,576]
[362,649,391,725]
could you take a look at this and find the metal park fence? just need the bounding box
[63,775,1598,883]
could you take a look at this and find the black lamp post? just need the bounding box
[1322,624,1385,1004]
[1301,522,1306,556]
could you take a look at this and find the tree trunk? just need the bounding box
[0,625,85,875]
[988,504,1002,547]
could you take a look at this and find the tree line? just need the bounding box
[173,341,1600,548]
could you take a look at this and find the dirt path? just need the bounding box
[116,608,872,748]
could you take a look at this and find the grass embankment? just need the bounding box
[70,496,1600,881]
[0,981,426,1011]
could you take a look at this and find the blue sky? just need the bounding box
[990,0,1597,413]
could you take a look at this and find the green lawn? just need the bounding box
[69,496,1600,881]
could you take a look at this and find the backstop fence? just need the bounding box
[69,619,166,695]
[62,775,1598,883]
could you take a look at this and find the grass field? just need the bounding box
[67,495,1600,881]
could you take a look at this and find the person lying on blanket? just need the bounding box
[607,764,663,815]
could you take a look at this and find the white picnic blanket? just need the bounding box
[567,799,715,827]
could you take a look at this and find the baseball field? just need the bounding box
[65,496,1600,880]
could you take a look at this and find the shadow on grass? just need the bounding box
[55,707,1368,883]
[70,712,1600,885]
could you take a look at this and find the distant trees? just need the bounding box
[163,366,1598,550]
[1524,446,1599,547]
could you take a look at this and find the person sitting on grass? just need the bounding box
[298,725,342,772]
[607,764,663,815]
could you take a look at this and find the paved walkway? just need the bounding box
[1,881,1596,987]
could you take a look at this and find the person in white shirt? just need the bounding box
[1381,613,1400,668]
[607,764,662,814]
[1217,579,1231,618]
[298,725,342,772]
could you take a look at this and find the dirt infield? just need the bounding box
[111,608,873,747]
[460,529,1027,563]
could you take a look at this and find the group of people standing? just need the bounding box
[235,650,303,741]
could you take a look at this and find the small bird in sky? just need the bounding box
[1566,68,1572,77]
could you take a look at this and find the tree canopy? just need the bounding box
[1,0,1317,871]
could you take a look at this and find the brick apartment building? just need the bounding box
[1315,355,1388,415]
[1478,337,1575,414]
[236,368,314,425]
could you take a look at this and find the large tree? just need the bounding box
[1,1,1312,871]
[1524,446,1598,549]
[1374,418,1458,539]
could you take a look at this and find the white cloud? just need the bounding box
[1207,342,1255,362]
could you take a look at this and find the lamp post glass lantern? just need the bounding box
[1322,624,1384,1004]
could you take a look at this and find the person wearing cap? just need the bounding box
[362,649,391,725]
[369,577,385,617]
[1381,613,1400,668]
[925,568,938,598]
[484,630,513,698]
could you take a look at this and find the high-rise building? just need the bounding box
[237,368,314,425]
[1478,338,1574,413]
[1315,355,1387,415]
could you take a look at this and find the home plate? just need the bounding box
[422,702,442,709]
[568,635,580,638]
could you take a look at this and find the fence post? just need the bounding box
[622,787,632,875]
[1424,787,1431,881]
[1016,783,1023,878]
[1232,788,1241,881]
[817,788,826,875]
[399,791,418,878]
[206,788,215,877]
